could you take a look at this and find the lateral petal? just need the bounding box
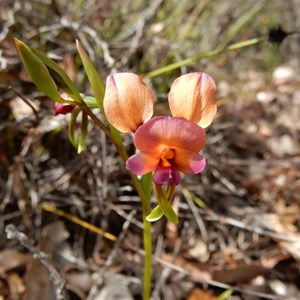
[126,152,159,175]
[173,149,206,175]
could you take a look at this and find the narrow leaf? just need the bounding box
[76,40,105,112]
[76,41,124,152]
[15,39,63,103]
[30,47,82,102]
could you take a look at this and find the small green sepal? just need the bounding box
[154,184,179,224]
[146,205,163,222]
[159,195,179,224]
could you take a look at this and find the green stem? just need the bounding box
[145,37,265,78]
[142,203,152,300]
[129,174,152,299]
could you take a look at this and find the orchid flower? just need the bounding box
[126,116,206,185]
[103,71,216,221]
[103,72,216,185]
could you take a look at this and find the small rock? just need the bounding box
[272,65,295,85]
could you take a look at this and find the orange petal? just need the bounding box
[103,73,153,133]
[168,72,217,128]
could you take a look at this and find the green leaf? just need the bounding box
[30,46,82,102]
[146,205,163,222]
[76,40,105,113]
[145,38,263,79]
[15,39,63,103]
[76,41,124,154]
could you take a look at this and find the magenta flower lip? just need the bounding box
[54,103,75,116]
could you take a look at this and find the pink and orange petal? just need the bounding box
[126,116,207,184]
[172,149,206,175]
[103,73,154,133]
[126,153,159,176]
